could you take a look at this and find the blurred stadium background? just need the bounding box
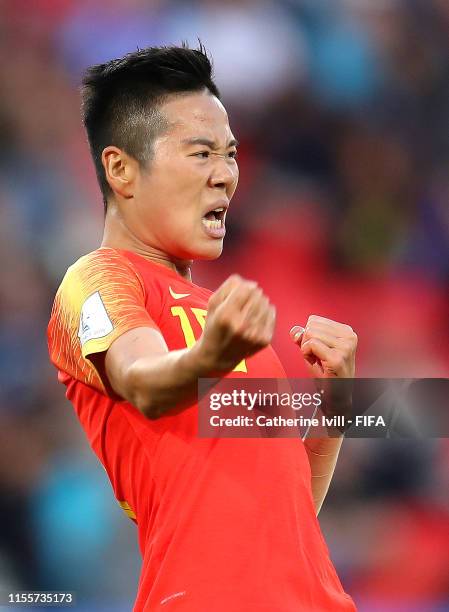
[1,1,448,610]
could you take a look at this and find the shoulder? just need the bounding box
[49,247,151,342]
[56,248,146,305]
[48,248,157,391]
[64,247,144,286]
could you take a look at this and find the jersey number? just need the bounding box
[171,306,247,373]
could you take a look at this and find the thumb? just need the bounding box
[289,325,305,345]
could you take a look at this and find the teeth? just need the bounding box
[214,207,225,213]
[202,218,222,230]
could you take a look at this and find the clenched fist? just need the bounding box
[196,274,276,374]
[290,315,357,432]
[290,315,357,379]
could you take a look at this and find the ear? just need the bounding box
[101,146,137,199]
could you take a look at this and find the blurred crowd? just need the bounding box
[0,1,448,610]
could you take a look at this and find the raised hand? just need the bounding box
[290,315,357,379]
[197,274,276,373]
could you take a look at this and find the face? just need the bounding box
[125,90,239,262]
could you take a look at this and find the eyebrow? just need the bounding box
[182,137,239,149]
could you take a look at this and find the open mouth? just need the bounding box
[202,206,226,230]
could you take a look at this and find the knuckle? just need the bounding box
[245,281,259,293]
[254,332,270,347]
[302,330,311,343]
[244,330,258,346]
[246,287,262,303]
[342,339,353,353]
[228,274,242,283]
[259,295,269,310]
[303,327,315,342]
[264,327,274,342]
[331,353,346,369]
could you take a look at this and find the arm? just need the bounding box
[101,275,276,419]
[303,436,343,515]
[290,316,357,514]
[102,327,212,418]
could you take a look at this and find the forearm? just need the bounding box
[303,436,344,515]
[125,343,220,419]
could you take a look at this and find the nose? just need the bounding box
[208,155,238,192]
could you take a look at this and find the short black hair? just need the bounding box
[81,43,220,208]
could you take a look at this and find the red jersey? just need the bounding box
[47,247,356,612]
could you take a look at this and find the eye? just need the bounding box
[193,151,210,159]
[228,150,238,159]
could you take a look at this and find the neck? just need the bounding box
[101,205,193,281]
